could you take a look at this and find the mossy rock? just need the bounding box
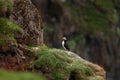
[34,46,103,80]
[0,69,46,80]
[0,0,13,16]
[0,18,23,46]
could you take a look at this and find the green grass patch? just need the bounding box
[0,18,23,33]
[0,0,13,14]
[94,0,113,10]
[0,18,23,45]
[87,76,104,80]
[34,46,103,80]
[0,69,46,80]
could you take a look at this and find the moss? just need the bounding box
[0,0,13,9]
[64,0,117,38]
[0,69,46,80]
[27,44,41,51]
[0,18,23,32]
[94,0,113,10]
[83,5,109,33]
[0,0,13,14]
[44,23,54,32]
[88,76,104,80]
[0,18,23,45]
[0,34,17,46]
[34,46,103,80]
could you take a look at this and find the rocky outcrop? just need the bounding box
[10,0,44,45]
[31,0,119,80]
[33,46,106,80]
[0,0,106,80]
[0,0,44,71]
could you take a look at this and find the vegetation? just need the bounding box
[65,0,117,35]
[0,18,23,45]
[59,0,118,51]
[43,0,118,53]
[0,69,46,80]
[0,0,13,15]
[0,0,107,80]
[44,23,54,32]
[0,0,13,9]
[88,76,103,80]
[34,46,103,80]
[0,0,22,46]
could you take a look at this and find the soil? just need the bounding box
[0,44,34,71]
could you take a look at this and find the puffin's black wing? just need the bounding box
[64,41,70,51]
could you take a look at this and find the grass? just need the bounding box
[0,18,23,33]
[0,69,46,80]
[87,76,103,80]
[94,0,113,10]
[0,18,23,45]
[0,0,13,14]
[34,46,103,80]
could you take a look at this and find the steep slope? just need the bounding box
[33,46,105,80]
[0,0,106,80]
[10,0,44,45]
[0,0,44,71]
[31,0,119,80]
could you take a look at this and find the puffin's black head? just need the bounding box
[62,37,67,41]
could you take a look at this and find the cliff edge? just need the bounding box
[0,0,106,80]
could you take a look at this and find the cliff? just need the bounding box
[33,46,105,80]
[31,0,120,80]
[0,0,106,80]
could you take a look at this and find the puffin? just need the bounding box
[62,37,70,51]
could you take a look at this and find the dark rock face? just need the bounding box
[0,0,44,71]
[10,0,44,45]
[31,0,120,80]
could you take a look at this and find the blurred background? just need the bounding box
[31,0,120,80]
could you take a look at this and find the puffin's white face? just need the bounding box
[62,37,67,40]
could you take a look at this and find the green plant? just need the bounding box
[34,46,103,80]
[0,69,46,80]
[0,0,13,14]
[0,18,23,45]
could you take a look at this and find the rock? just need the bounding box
[66,51,106,79]
[34,46,106,80]
[10,0,44,45]
[31,0,120,80]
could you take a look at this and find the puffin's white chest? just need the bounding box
[62,41,66,49]
[62,41,65,46]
